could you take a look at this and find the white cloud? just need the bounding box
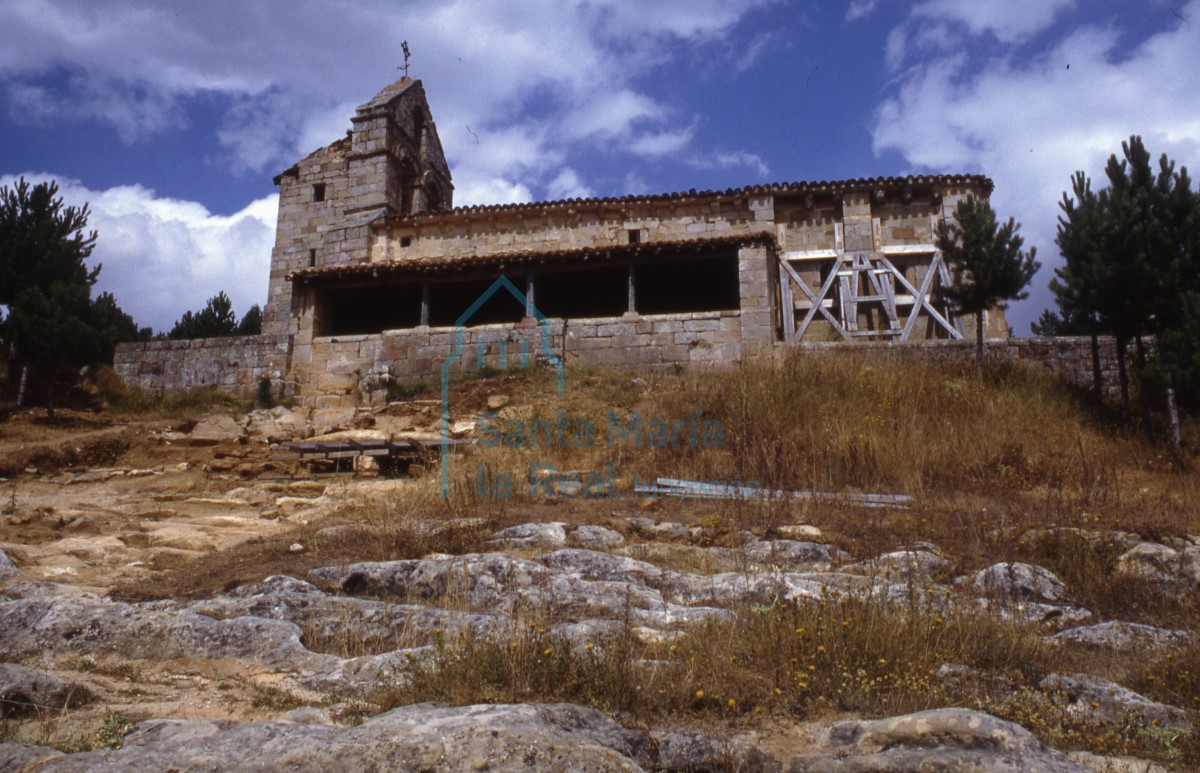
[453,178,535,209]
[734,31,778,73]
[563,90,665,142]
[912,0,1077,44]
[871,1,1200,332]
[545,169,595,201]
[628,126,697,158]
[885,0,1077,70]
[688,151,770,179]
[1,173,276,332]
[0,0,774,194]
[846,0,880,22]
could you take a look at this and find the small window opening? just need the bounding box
[308,249,316,267]
[413,109,426,147]
[312,183,326,202]
[401,237,412,248]
[627,229,642,244]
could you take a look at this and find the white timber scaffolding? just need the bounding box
[777,236,965,343]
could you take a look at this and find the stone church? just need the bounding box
[116,78,1004,405]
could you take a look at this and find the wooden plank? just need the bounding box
[779,261,795,342]
[646,478,912,508]
[880,270,899,329]
[792,298,837,310]
[880,255,961,340]
[781,249,839,261]
[839,272,856,332]
[880,244,937,255]
[783,256,850,340]
[936,254,967,338]
[859,257,900,331]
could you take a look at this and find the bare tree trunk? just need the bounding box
[1165,380,1183,457]
[1134,336,1152,437]
[1157,337,1184,459]
[16,361,29,408]
[1116,337,1130,424]
[975,313,984,377]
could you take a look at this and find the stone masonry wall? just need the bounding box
[114,335,290,399]
[302,311,743,408]
[112,332,1122,406]
[374,196,764,264]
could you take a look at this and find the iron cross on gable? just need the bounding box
[399,41,411,77]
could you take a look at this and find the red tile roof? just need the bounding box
[288,232,775,284]
[376,174,993,225]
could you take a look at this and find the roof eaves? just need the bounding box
[288,232,775,284]
[376,174,994,228]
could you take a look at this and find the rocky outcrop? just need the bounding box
[1116,542,1200,593]
[569,524,626,549]
[0,663,93,717]
[0,705,1107,772]
[308,551,736,632]
[787,708,1089,772]
[0,548,18,583]
[655,728,781,772]
[243,406,310,442]
[1051,621,1194,652]
[842,546,950,581]
[0,592,414,695]
[0,743,65,770]
[1039,673,1189,729]
[186,414,245,446]
[183,574,508,651]
[973,562,1067,603]
[3,703,658,772]
[743,538,840,570]
[485,521,568,550]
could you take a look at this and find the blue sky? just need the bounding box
[1,0,1197,334]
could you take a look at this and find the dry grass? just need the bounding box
[442,353,1196,528]
[380,353,1200,765]
[369,592,1199,765]
[98,353,1200,764]
[95,367,252,419]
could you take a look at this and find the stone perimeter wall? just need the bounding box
[113,335,290,397]
[114,333,1119,403]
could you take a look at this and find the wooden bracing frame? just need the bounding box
[778,248,964,343]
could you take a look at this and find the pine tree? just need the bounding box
[168,292,239,339]
[236,304,263,336]
[1049,136,1200,452]
[0,178,102,417]
[936,196,1040,375]
[1051,171,1107,399]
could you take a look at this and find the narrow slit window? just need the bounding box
[312,183,326,202]
[308,249,316,267]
